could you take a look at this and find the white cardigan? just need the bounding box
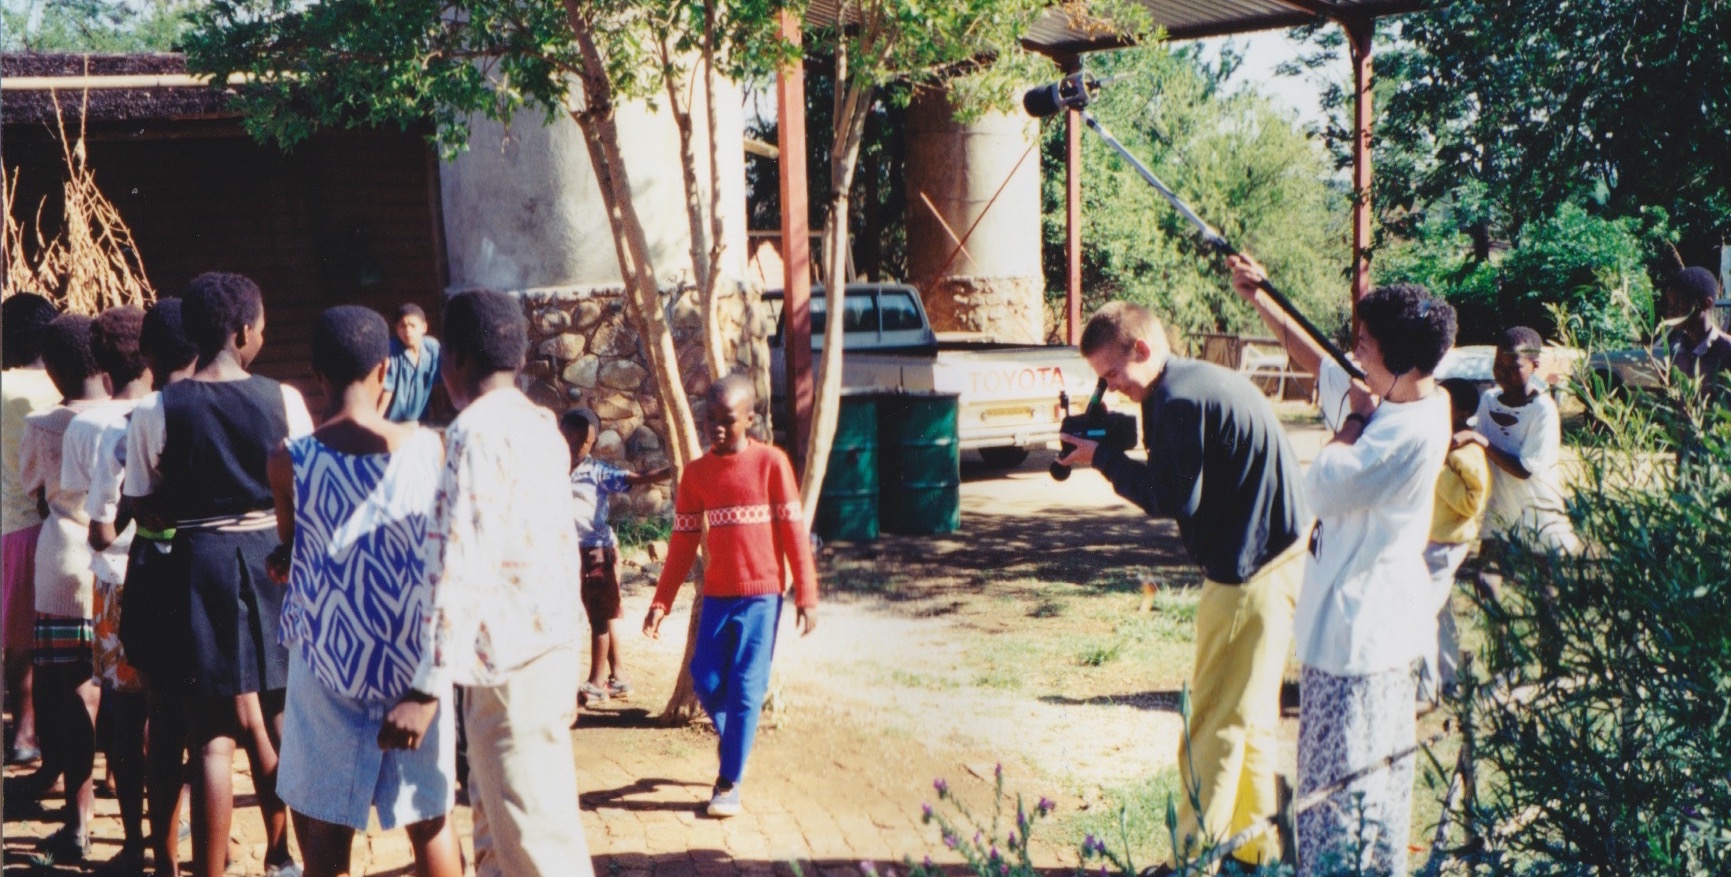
[1295,360,1451,676]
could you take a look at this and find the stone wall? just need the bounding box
[514,281,771,518]
[920,275,1045,343]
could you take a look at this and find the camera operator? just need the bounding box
[1058,301,1309,870]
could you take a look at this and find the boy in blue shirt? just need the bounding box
[380,303,442,423]
[559,409,670,705]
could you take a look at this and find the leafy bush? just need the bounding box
[1453,367,1731,874]
[1376,202,1670,346]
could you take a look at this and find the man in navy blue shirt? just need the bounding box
[380,303,442,423]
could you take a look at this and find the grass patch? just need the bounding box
[1061,766,1187,869]
[614,514,671,548]
[1029,597,1067,618]
[1076,638,1125,667]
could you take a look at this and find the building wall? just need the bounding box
[1,121,447,410]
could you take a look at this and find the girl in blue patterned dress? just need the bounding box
[265,307,461,877]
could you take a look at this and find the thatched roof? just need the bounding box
[1,53,237,126]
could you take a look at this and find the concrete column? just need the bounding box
[439,78,750,291]
[904,87,1045,343]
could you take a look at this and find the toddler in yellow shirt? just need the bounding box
[1420,378,1491,704]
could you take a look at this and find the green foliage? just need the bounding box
[1039,47,1349,340]
[1295,1,1731,262]
[612,513,672,550]
[1376,203,1670,345]
[1455,367,1731,874]
[181,0,790,157]
[1,0,194,52]
[745,76,911,283]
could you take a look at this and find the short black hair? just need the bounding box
[442,289,526,374]
[1439,377,1481,414]
[394,303,428,324]
[91,305,148,387]
[2,292,59,368]
[560,407,600,437]
[1667,266,1721,311]
[311,305,390,387]
[1497,326,1544,359]
[181,272,264,362]
[1356,283,1456,375]
[141,298,199,378]
[41,313,98,396]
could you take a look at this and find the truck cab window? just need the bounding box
[880,291,923,332]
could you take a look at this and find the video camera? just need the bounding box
[1051,378,1139,481]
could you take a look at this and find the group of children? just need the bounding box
[2,275,820,876]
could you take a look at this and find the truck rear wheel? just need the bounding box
[977,446,1031,469]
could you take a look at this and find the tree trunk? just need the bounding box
[798,65,877,520]
[564,6,708,723]
[660,31,731,384]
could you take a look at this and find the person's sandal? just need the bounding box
[578,682,609,706]
[606,677,632,700]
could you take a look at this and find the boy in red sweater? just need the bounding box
[644,374,818,818]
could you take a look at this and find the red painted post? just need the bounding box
[1346,16,1374,305]
[1062,54,1083,345]
[777,9,814,477]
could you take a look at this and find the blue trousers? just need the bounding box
[689,594,782,787]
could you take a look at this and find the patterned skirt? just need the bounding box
[94,575,144,693]
[1296,663,1416,877]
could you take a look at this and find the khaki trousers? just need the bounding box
[463,647,594,877]
[1175,542,1304,866]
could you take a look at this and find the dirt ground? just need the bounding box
[7,422,1362,876]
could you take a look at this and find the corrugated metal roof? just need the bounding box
[801,0,1427,54]
[1023,0,1431,54]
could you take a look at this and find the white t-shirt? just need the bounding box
[1295,359,1451,676]
[123,384,314,500]
[63,400,140,584]
[1474,385,1581,554]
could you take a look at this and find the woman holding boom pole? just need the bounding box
[1229,254,1456,876]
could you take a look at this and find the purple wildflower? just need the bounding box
[994,763,1004,780]
[998,864,1009,876]
[923,856,934,869]
[1083,834,1099,857]
[859,861,877,877]
[1007,832,1019,848]
[921,803,934,822]
[1037,797,1055,815]
[942,830,958,850]
[933,778,949,798]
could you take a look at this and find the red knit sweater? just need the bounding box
[651,440,820,611]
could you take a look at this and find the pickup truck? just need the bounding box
[765,283,1099,467]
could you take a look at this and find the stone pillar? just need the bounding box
[903,87,1044,343]
[437,76,767,516]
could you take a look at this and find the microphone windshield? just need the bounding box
[1023,81,1066,118]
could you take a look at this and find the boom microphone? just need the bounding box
[1022,72,1122,118]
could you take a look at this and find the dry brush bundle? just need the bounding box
[1,86,155,313]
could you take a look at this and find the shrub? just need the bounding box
[1453,362,1731,874]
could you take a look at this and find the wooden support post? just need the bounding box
[1061,53,1083,345]
[777,9,814,477]
[1346,16,1374,305]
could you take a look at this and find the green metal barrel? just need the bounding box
[813,394,879,542]
[876,392,960,535]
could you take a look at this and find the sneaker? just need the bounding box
[577,682,609,706]
[264,861,303,877]
[706,784,742,818]
[606,677,632,700]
